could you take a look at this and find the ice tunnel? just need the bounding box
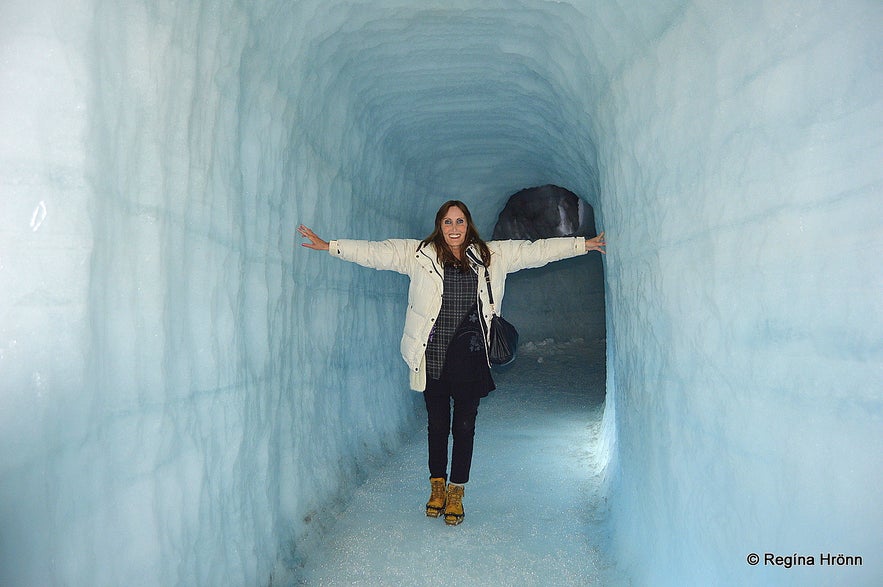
[1,0,881,585]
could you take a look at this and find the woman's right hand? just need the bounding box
[298,225,329,251]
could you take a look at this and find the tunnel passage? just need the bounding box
[2,1,880,586]
[492,185,606,347]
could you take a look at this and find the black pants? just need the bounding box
[424,377,481,484]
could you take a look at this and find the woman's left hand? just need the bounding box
[585,232,606,254]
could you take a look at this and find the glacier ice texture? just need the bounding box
[1,0,881,585]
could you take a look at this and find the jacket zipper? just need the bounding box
[418,246,443,280]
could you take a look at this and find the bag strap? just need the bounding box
[465,248,497,314]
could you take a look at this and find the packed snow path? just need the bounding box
[290,339,628,586]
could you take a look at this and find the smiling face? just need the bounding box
[441,205,468,250]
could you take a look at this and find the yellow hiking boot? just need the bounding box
[425,477,447,518]
[444,483,465,526]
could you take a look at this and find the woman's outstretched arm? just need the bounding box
[297,224,418,275]
[298,225,329,251]
[584,232,606,254]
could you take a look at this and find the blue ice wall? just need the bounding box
[1,0,880,585]
[595,5,882,584]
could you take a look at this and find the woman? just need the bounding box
[298,200,605,526]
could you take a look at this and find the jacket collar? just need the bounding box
[417,243,443,280]
[464,245,484,267]
[419,242,483,274]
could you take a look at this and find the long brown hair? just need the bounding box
[419,200,492,268]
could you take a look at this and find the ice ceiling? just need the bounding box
[1,0,881,585]
[295,2,621,231]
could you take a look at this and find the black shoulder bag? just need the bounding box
[467,249,519,366]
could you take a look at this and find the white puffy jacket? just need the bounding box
[328,237,587,391]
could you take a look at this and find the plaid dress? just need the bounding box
[426,264,478,380]
[425,263,495,397]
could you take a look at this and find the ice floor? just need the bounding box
[288,338,625,586]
